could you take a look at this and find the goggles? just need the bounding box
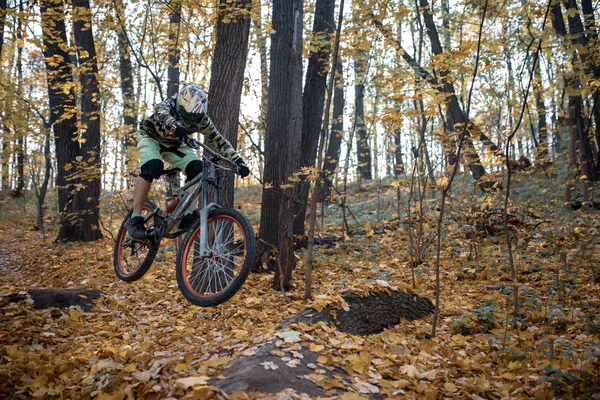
[178,105,206,123]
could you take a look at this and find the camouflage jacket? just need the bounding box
[139,95,241,162]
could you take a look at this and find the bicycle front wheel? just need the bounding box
[176,208,255,307]
[114,201,160,282]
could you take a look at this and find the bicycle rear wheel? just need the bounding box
[114,201,160,282]
[176,208,255,307]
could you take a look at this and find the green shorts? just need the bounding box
[138,134,200,171]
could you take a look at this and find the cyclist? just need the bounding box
[125,83,250,241]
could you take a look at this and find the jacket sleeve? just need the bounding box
[197,116,241,162]
[153,96,178,140]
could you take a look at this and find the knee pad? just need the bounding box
[139,159,164,182]
[185,160,202,182]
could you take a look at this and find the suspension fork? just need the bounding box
[199,156,221,257]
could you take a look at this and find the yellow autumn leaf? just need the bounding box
[175,376,211,389]
[502,372,517,380]
[309,343,324,352]
[122,364,137,373]
[444,382,457,392]
[508,361,521,370]
[451,334,467,346]
[203,356,232,368]
[174,363,190,372]
[7,346,23,359]
[97,390,126,400]
[340,392,368,400]
[399,364,420,378]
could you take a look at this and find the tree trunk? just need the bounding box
[419,0,488,184]
[534,60,549,160]
[1,0,13,192]
[371,9,488,185]
[13,0,25,198]
[555,1,598,182]
[36,129,52,230]
[15,136,24,196]
[164,0,182,193]
[40,0,83,242]
[580,0,600,178]
[416,99,436,186]
[251,0,268,178]
[440,0,450,49]
[321,61,344,201]
[0,0,6,63]
[259,0,303,291]
[8,289,102,312]
[1,138,8,191]
[73,0,102,241]
[114,0,137,189]
[394,129,404,177]
[208,0,251,208]
[166,0,182,98]
[293,0,335,236]
[552,2,578,201]
[354,60,372,181]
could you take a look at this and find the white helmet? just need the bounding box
[177,84,208,122]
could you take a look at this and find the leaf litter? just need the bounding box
[1,180,600,399]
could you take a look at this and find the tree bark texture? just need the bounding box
[14,2,24,197]
[534,61,549,160]
[394,130,404,177]
[1,0,11,192]
[354,58,372,181]
[166,0,182,98]
[321,61,344,201]
[251,0,268,178]
[0,0,6,63]
[40,0,84,242]
[114,0,137,189]
[36,130,52,229]
[15,137,24,196]
[73,0,103,241]
[208,0,251,208]
[259,0,303,290]
[1,139,8,191]
[293,0,335,236]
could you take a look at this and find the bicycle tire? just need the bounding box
[176,208,255,307]
[113,200,160,282]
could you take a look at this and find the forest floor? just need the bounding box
[1,166,600,399]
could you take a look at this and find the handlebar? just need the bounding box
[181,136,235,167]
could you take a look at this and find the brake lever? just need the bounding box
[182,136,198,148]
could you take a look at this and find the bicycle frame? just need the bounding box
[144,138,234,258]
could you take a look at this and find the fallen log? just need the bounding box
[6,288,102,312]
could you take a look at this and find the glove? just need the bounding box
[235,158,250,178]
[171,121,189,139]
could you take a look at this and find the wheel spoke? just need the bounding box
[182,212,249,298]
[114,202,158,281]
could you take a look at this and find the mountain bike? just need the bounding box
[113,136,255,307]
